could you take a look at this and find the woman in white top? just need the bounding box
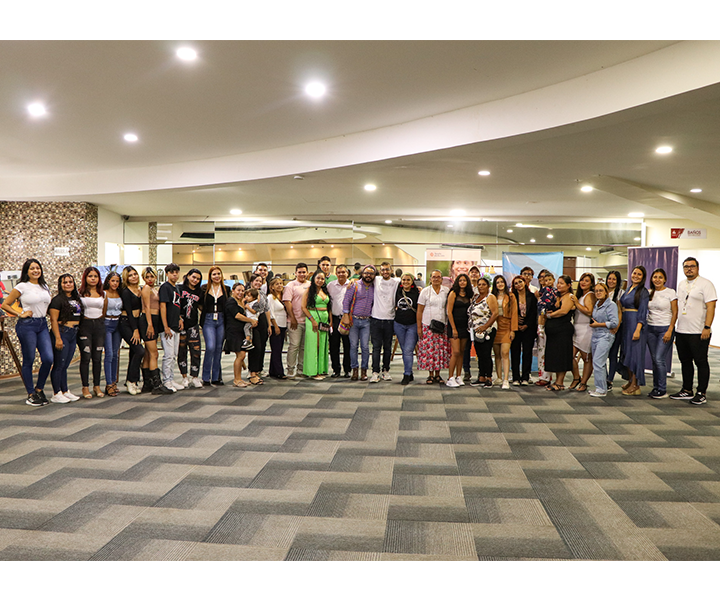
[646,268,678,399]
[267,277,288,379]
[78,267,107,399]
[416,270,451,384]
[1,258,53,406]
[570,272,597,392]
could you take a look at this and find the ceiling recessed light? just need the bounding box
[580,185,593,192]
[238,247,242,251]
[311,245,314,248]
[516,223,522,227]
[364,184,377,192]
[586,247,592,251]
[655,146,673,154]
[478,170,491,176]
[230,209,243,215]
[123,133,138,143]
[530,238,536,243]
[547,234,554,239]
[690,188,702,193]
[305,82,326,98]
[385,220,392,224]
[628,212,644,218]
[506,229,513,233]
[217,248,222,252]
[634,237,641,241]
[449,209,466,217]
[290,245,294,249]
[27,102,46,117]
[447,224,454,228]
[176,47,198,61]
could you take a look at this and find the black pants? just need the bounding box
[78,318,105,387]
[675,332,710,393]
[473,328,496,378]
[330,315,351,375]
[463,341,472,374]
[249,312,269,373]
[511,328,536,382]
[269,326,286,377]
[178,324,201,378]
[370,317,394,374]
[119,316,145,383]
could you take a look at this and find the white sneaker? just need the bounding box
[501,380,510,390]
[512,380,521,386]
[181,377,190,389]
[589,389,607,397]
[191,377,203,388]
[381,371,392,381]
[455,376,465,386]
[370,372,381,383]
[494,377,502,385]
[126,382,139,396]
[164,381,178,392]
[446,378,460,388]
[51,392,71,404]
[63,391,80,401]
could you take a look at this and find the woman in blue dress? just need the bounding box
[619,266,649,396]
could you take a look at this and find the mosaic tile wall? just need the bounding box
[0,201,98,378]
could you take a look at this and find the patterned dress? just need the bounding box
[536,286,557,381]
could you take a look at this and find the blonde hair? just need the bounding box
[121,265,139,289]
[142,266,157,281]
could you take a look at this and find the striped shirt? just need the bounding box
[343,280,374,317]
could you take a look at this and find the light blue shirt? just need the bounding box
[592,300,619,339]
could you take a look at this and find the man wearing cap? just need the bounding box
[342,265,376,380]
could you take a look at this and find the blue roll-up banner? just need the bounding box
[627,246,679,376]
[502,252,564,289]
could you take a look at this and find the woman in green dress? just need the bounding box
[302,269,332,380]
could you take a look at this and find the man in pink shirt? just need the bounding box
[282,262,310,378]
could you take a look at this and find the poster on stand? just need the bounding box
[425,248,482,287]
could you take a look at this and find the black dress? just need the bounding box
[224,298,246,354]
[448,294,471,339]
[544,308,575,372]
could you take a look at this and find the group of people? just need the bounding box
[2,255,715,407]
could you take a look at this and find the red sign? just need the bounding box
[671,228,684,239]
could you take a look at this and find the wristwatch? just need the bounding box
[704,325,711,330]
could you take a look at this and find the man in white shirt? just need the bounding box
[327,264,352,378]
[370,262,400,382]
[670,257,716,405]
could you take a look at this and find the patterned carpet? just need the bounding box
[1,349,720,561]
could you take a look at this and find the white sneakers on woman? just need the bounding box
[63,391,80,401]
[51,392,71,403]
[445,376,466,388]
[501,380,510,390]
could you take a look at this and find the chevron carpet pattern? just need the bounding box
[1,350,720,561]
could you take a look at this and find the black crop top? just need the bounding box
[121,287,143,331]
[200,284,231,316]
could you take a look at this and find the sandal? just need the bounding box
[434,375,444,384]
[233,380,249,387]
[576,382,588,392]
[546,383,565,391]
[249,376,263,385]
[426,376,435,385]
[568,378,581,390]
[82,387,92,399]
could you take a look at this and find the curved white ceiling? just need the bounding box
[7,40,719,200]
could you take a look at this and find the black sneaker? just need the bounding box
[202,380,212,386]
[343,372,351,378]
[607,381,613,390]
[648,388,658,398]
[650,390,669,399]
[26,393,45,407]
[409,373,414,382]
[690,393,707,405]
[212,380,225,386]
[669,389,694,401]
[35,389,49,404]
[463,371,472,382]
[331,372,341,378]
[484,379,493,388]
[400,374,412,385]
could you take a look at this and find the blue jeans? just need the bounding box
[646,324,672,393]
[349,318,370,369]
[15,317,53,394]
[202,312,225,382]
[51,325,77,394]
[394,322,418,376]
[591,332,615,394]
[104,318,121,385]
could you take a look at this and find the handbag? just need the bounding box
[312,309,331,333]
[429,319,445,334]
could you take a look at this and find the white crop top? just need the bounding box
[14,282,51,318]
[81,296,105,319]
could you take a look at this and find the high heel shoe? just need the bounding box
[93,386,105,398]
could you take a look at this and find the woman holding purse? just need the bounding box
[302,269,332,380]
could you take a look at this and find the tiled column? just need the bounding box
[0,201,98,377]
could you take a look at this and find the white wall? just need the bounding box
[97,207,125,266]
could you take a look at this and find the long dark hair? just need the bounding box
[183,268,202,289]
[511,275,526,305]
[556,274,574,296]
[102,271,121,291]
[629,265,648,309]
[19,258,48,290]
[491,274,508,298]
[306,269,331,312]
[606,270,622,303]
[649,268,667,301]
[55,274,84,324]
[79,267,104,297]
[451,273,471,298]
